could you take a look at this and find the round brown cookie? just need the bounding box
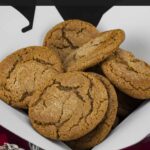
[29,72,108,141]
[64,29,125,72]
[43,19,99,62]
[0,46,63,109]
[101,49,150,99]
[117,89,142,118]
[67,74,118,150]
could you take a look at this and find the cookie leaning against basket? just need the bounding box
[64,29,125,72]
[101,49,150,99]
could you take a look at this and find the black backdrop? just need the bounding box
[13,6,111,32]
[10,0,150,32]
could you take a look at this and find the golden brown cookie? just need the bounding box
[101,49,150,99]
[29,72,108,141]
[0,46,63,109]
[64,29,125,72]
[43,19,99,61]
[67,74,118,150]
[117,89,142,118]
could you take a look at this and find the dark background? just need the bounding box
[1,0,150,5]
[14,6,112,32]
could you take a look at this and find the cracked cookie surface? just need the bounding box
[67,74,118,149]
[29,72,108,141]
[101,49,150,99]
[43,19,99,62]
[64,29,125,72]
[0,46,63,109]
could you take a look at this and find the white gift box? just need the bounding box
[0,6,150,150]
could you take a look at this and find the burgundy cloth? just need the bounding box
[0,126,30,149]
[123,136,150,150]
[0,125,150,150]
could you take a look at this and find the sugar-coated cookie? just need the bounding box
[29,72,108,141]
[44,19,99,62]
[64,29,125,72]
[0,46,63,108]
[67,74,118,149]
[101,49,150,99]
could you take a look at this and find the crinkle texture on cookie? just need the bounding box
[43,19,99,61]
[67,74,118,149]
[29,72,108,141]
[101,49,150,99]
[64,29,125,72]
[0,46,63,108]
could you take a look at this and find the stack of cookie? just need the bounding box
[0,20,149,150]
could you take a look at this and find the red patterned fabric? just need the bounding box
[0,126,29,149]
[0,125,150,150]
[123,136,150,150]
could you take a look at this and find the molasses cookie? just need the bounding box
[64,29,125,72]
[101,49,150,99]
[0,46,63,109]
[43,19,99,61]
[29,72,108,141]
[67,74,118,150]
